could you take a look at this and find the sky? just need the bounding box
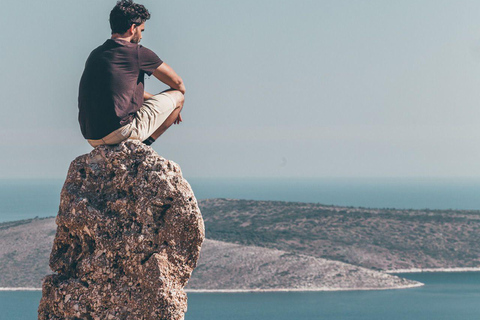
[2,0,480,179]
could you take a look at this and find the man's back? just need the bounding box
[78,38,162,140]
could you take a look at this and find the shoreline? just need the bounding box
[0,283,423,293]
[185,283,424,293]
[3,268,480,292]
[0,287,41,291]
[386,267,480,273]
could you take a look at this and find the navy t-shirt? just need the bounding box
[78,39,163,139]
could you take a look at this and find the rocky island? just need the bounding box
[4,194,480,293]
[199,198,480,271]
[0,217,420,292]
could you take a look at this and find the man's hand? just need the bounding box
[144,91,153,100]
[174,113,183,125]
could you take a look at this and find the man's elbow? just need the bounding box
[176,80,186,95]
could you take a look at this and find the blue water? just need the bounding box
[2,273,480,320]
[3,177,480,223]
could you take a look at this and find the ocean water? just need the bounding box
[3,177,480,223]
[2,273,480,320]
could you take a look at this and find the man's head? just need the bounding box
[109,0,150,43]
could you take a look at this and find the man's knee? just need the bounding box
[164,90,184,108]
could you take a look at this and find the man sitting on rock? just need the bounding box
[78,0,185,147]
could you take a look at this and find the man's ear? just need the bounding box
[128,24,136,35]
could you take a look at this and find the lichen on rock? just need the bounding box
[38,140,205,320]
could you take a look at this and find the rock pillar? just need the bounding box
[38,141,205,320]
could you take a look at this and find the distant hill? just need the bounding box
[4,197,480,290]
[0,213,418,291]
[0,217,54,286]
[199,199,480,270]
[188,239,418,290]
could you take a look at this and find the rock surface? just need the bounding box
[38,141,205,320]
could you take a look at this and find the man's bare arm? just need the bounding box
[152,62,186,95]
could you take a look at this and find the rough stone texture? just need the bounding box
[38,140,205,320]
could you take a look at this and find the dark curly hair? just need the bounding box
[109,0,151,34]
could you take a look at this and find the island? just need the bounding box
[3,198,480,291]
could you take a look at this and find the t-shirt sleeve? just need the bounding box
[138,46,163,76]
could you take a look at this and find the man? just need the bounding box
[78,0,185,147]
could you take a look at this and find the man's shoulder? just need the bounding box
[87,40,113,58]
[137,44,161,61]
[86,39,133,61]
[137,44,157,54]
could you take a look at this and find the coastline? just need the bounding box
[386,267,480,273]
[0,287,41,291]
[5,268,480,292]
[185,283,424,293]
[0,283,423,293]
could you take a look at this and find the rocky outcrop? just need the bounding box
[38,141,205,320]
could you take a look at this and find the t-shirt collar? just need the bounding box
[108,38,138,47]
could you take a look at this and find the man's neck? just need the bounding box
[111,34,132,42]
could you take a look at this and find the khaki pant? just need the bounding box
[87,92,176,147]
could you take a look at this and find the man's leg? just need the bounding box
[130,89,185,145]
[150,90,184,140]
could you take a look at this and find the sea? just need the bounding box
[2,177,480,319]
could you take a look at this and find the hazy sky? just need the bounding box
[2,0,480,179]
